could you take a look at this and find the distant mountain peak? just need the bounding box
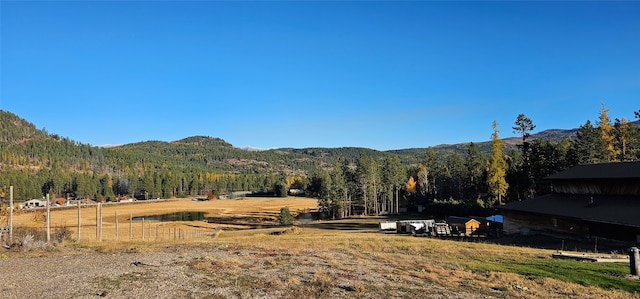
[173,136,233,147]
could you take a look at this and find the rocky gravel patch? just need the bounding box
[1,244,491,299]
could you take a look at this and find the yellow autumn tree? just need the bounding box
[487,120,508,205]
[598,102,619,162]
[405,176,416,194]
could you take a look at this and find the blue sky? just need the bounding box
[1,1,638,150]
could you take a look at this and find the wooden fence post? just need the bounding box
[115,211,119,241]
[9,186,13,243]
[46,193,51,243]
[77,200,81,242]
[142,217,145,241]
[100,203,103,241]
[129,212,133,240]
[96,203,102,242]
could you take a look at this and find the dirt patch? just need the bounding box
[0,243,479,299]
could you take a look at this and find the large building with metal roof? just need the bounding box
[501,161,640,243]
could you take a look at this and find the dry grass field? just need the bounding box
[8,197,318,242]
[1,197,639,299]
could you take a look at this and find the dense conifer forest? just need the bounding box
[0,106,638,218]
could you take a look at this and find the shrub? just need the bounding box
[278,207,294,226]
[54,226,72,243]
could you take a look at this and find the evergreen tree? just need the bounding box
[99,174,116,202]
[424,147,439,199]
[442,152,466,201]
[310,169,334,217]
[278,207,294,226]
[575,120,606,164]
[273,179,289,198]
[329,162,347,218]
[356,153,375,215]
[513,113,536,145]
[613,117,640,161]
[512,114,536,198]
[464,142,485,200]
[381,156,405,214]
[341,160,357,217]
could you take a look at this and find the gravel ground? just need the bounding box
[0,244,494,299]
[1,249,202,298]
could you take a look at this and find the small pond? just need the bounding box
[132,211,206,222]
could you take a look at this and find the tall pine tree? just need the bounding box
[487,121,508,205]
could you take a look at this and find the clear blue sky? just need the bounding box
[1,1,638,150]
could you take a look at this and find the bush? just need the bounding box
[278,207,294,226]
[54,226,72,243]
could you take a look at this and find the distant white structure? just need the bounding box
[379,222,397,231]
[288,189,305,196]
[20,198,47,209]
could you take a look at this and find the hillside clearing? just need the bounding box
[1,198,638,298]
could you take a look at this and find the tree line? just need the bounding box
[306,104,640,218]
[1,105,639,211]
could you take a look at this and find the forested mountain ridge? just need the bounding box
[0,110,48,143]
[1,109,638,205]
[0,109,597,176]
[0,110,394,200]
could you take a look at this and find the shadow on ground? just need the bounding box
[302,222,379,231]
[486,234,634,254]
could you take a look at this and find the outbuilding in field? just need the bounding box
[21,198,48,209]
[445,216,482,236]
[395,219,436,234]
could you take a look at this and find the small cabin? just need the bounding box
[445,216,482,236]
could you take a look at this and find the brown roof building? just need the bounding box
[501,161,640,243]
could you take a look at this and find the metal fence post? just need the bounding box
[630,247,640,276]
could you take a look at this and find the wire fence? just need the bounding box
[1,188,213,247]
